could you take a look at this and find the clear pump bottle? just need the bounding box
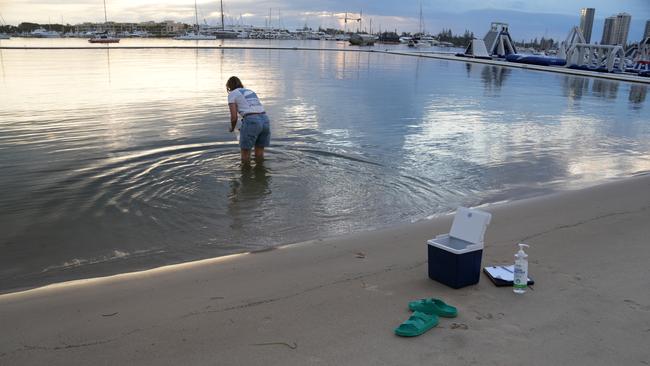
[513,243,530,294]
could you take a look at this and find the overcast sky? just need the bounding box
[1,0,649,39]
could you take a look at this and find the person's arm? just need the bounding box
[228,103,238,132]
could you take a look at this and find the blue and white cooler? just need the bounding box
[427,207,492,289]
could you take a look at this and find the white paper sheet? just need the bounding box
[484,265,532,282]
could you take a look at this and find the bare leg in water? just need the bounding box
[254,146,265,163]
[240,149,251,164]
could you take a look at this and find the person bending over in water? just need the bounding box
[226,76,270,163]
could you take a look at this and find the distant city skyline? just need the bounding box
[579,8,595,43]
[600,13,631,45]
[2,1,649,41]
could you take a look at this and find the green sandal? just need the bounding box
[408,298,458,318]
[394,311,439,337]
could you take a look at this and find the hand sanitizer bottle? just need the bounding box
[513,243,530,294]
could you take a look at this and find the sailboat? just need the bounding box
[174,0,216,40]
[347,11,376,46]
[89,0,119,43]
[407,3,437,48]
[214,0,238,38]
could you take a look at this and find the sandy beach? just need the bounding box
[1,174,649,365]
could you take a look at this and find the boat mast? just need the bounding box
[103,0,108,24]
[220,0,225,30]
[194,0,199,33]
[418,2,423,34]
[358,9,362,33]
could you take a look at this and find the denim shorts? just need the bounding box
[239,113,270,150]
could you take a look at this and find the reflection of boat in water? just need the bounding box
[349,33,376,46]
[89,0,119,43]
[88,31,119,43]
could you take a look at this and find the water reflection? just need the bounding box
[229,163,271,202]
[332,50,371,80]
[562,76,590,100]
[629,84,647,106]
[227,163,271,246]
[481,66,511,92]
[106,48,111,84]
[0,48,5,83]
[592,79,619,99]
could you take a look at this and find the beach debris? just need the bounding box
[251,341,297,350]
[101,312,119,317]
[450,323,469,330]
[355,251,366,259]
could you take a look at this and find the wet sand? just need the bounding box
[1,174,649,365]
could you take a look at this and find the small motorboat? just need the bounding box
[88,32,120,43]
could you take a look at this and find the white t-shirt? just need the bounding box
[227,88,265,116]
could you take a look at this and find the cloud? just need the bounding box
[2,0,648,38]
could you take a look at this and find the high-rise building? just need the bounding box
[601,16,615,45]
[579,8,595,43]
[601,13,631,46]
[644,20,650,40]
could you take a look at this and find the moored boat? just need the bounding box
[349,33,376,46]
[89,0,119,43]
[88,32,119,43]
[30,28,60,38]
[174,0,218,40]
[174,32,216,40]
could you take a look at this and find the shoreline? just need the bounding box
[2,174,649,365]
[2,171,646,297]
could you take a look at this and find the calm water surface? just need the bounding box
[1,39,648,292]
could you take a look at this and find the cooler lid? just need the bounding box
[449,207,492,245]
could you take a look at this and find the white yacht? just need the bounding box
[30,28,61,38]
[131,30,150,38]
[334,34,350,41]
[174,32,216,40]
